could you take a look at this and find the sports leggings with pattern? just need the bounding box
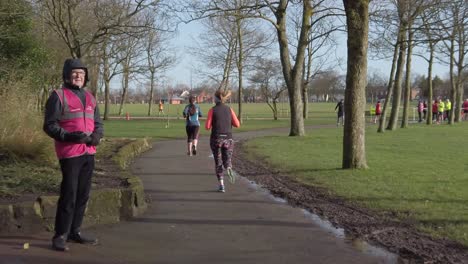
[210,137,234,180]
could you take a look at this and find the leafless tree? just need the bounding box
[180,0,343,136]
[439,0,468,123]
[35,0,159,58]
[249,58,286,120]
[144,27,176,116]
[386,1,409,131]
[117,34,144,116]
[309,70,344,101]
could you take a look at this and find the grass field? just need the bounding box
[101,102,295,118]
[242,122,468,245]
[101,102,413,120]
[103,118,334,138]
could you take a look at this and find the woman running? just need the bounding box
[183,96,202,156]
[205,90,240,193]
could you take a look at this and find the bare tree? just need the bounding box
[116,34,145,116]
[400,0,436,128]
[100,35,127,120]
[377,36,399,133]
[342,0,370,169]
[387,1,409,131]
[144,27,175,116]
[36,0,158,58]
[180,0,343,136]
[439,1,468,123]
[416,3,445,125]
[288,5,341,119]
[249,58,286,120]
[309,70,344,101]
[370,2,401,133]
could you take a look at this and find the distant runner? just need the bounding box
[183,96,202,156]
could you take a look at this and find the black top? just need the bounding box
[211,103,232,139]
[335,101,344,114]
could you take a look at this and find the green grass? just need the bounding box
[102,118,332,138]
[101,102,354,119]
[102,102,419,120]
[0,139,146,199]
[243,122,468,245]
[0,162,61,198]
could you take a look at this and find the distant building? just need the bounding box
[169,96,184,104]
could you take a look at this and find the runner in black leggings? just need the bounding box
[205,89,240,192]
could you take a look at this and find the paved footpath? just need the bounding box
[0,129,397,264]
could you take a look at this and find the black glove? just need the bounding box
[63,131,88,143]
[86,133,101,146]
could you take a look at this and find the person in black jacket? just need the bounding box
[43,58,103,251]
[334,99,344,126]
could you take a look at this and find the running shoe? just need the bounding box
[218,185,225,193]
[227,167,235,184]
[192,145,197,155]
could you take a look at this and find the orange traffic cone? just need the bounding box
[125,112,130,120]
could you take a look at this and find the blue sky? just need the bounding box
[165,21,450,88]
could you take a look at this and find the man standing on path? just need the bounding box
[43,58,103,251]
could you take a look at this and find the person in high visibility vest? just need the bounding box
[444,98,451,121]
[438,99,445,123]
[43,58,103,251]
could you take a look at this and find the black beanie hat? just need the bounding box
[62,58,89,87]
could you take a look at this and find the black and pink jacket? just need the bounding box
[205,103,240,139]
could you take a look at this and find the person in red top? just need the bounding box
[432,99,438,122]
[205,89,240,193]
[463,98,468,121]
[374,100,381,124]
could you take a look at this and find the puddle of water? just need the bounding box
[242,175,406,264]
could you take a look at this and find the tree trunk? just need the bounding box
[102,43,110,121]
[387,22,407,131]
[449,26,457,124]
[221,37,236,90]
[426,43,434,125]
[119,66,129,116]
[88,61,100,98]
[236,14,244,124]
[342,0,369,169]
[303,43,313,119]
[274,0,309,136]
[273,100,278,120]
[148,71,155,116]
[455,28,465,122]
[401,29,413,128]
[103,78,110,121]
[378,37,400,132]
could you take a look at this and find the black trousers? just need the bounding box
[55,155,94,236]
